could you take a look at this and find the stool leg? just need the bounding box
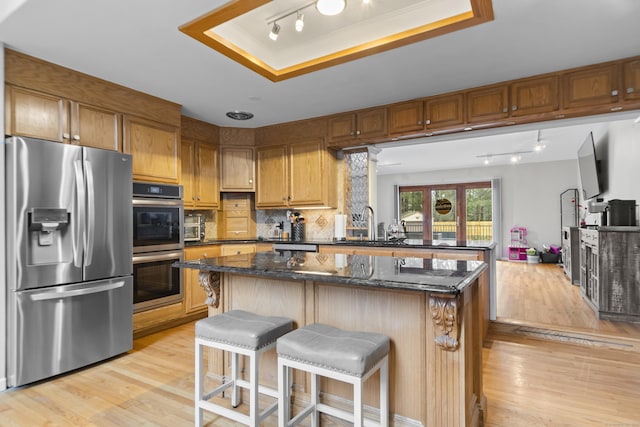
[231,352,239,408]
[249,351,259,427]
[380,357,389,427]
[310,373,319,427]
[195,341,203,427]
[354,378,363,427]
[278,358,288,427]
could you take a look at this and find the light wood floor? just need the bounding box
[496,260,640,340]
[1,319,640,426]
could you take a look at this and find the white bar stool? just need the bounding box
[276,323,390,427]
[195,310,293,427]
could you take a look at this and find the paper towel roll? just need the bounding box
[334,214,347,240]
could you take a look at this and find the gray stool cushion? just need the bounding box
[196,310,293,350]
[277,323,390,377]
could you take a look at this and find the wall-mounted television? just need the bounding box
[577,131,601,200]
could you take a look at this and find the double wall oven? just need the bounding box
[132,182,183,312]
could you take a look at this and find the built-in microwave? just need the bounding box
[184,213,206,242]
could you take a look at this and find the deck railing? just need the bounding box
[403,221,493,241]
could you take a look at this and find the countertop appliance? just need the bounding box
[132,182,183,312]
[184,213,206,242]
[5,136,133,387]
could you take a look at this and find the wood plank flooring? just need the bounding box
[496,260,640,339]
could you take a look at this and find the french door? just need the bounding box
[399,181,492,243]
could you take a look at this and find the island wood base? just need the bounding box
[199,271,485,427]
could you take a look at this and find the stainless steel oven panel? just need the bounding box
[132,198,183,253]
[132,250,183,312]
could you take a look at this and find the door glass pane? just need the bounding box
[400,191,424,239]
[431,189,456,243]
[466,187,493,243]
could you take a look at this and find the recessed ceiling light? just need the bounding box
[226,111,254,120]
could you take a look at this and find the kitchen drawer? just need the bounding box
[184,245,221,260]
[222,196,251,211]
[221,244,256,256]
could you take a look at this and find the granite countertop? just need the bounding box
[174,251,487,295]
[185,238,496,251]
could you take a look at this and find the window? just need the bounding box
[399,181,493,243]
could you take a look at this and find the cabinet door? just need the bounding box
[288,140,324,206]
[5,85,69,142]
[181,140,197,208]
[328,113,357,143]
[183,246,220,314]
[357,108,387,139]
[70,102,121,151]
[222,212,253,239]
[196,144,220,209]
[623,59,640,101]
[467,85,509,123]
[220,146,255,191]
[425,93,465,129]
[562,64,619,109]
[256,145,289,208]
[389,101,424,134]
[510,76,559,117]
[123,115,180,184]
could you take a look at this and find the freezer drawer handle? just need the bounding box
[30,281,126,301]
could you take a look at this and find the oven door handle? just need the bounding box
[133,251,183,264]
[132,198,184,207]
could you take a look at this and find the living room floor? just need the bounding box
[496,260,640,340]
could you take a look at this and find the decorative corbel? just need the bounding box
[198,271,221,308]
[429,295,460,351]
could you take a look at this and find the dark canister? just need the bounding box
[607,199,637,226]
[292,222,306,241]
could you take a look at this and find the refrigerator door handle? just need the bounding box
[84,160,95,267]
[73,160,86,268]
[29,280,126,301]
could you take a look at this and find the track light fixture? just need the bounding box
[269,22,280,41]
[267,0,356,40]
[295,11,304,32]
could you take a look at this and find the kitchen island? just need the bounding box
[176,251,487,427]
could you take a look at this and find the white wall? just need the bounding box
[582,119,640,224]
[377,159,578,259]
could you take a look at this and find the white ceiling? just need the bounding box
[1,0,640,173]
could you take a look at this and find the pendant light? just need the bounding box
[316,0,346,16]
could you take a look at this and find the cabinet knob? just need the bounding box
[425,119,431,125]
[249,179,253,184]
[502,107,508,113]
[356,130,361,135]
[197,197,201,201]
[512,105,518,111]
[192,196,196,200]
[350,132,355,136]
[62,133,70,139]
[203,253,207,257]
[417,120,422,125]
[72,134,80,141]
[611,90,618,96]
[627,87,634,94]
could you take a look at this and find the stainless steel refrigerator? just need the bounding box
[5,136,133,387]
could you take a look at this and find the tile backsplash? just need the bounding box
[257,209,339,241]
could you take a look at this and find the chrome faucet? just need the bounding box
[361,205,375,241]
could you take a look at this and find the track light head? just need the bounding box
[269,22,280,40]
[295,12,304,32]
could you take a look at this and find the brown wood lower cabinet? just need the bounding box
[183,245,221,314]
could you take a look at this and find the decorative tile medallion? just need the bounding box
[315,215,328,228]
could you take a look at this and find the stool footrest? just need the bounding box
[203,380,233,401]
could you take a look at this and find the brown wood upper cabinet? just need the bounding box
[466,84,510,123]
[510,76,559,117]
[124,115,180,184]
[388,101,424,134]
[425,93,465,130]
[181,139,219,209]
[5,85,122,151]
[220,146,255,191]
[328,108,387,143]
[623,59,640,101]
[562,63,619,109]
[256,139,337,209]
